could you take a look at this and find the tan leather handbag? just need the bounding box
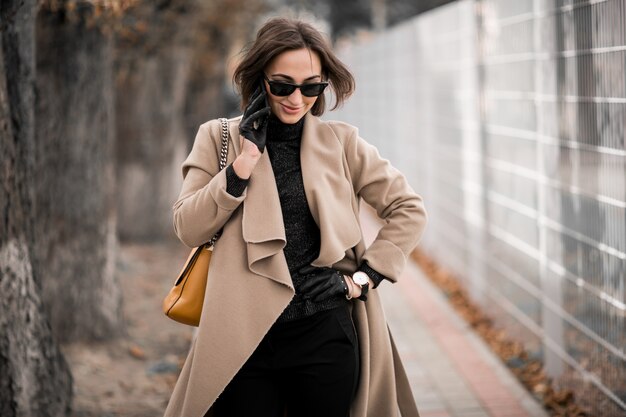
[163,118,229,326]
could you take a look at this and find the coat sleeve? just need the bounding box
[343,126,428,283]
[172,120,246,248]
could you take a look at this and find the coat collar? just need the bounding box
[229,112,362,282]
[300,113,362,266]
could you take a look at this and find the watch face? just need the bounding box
[353,272,369,286]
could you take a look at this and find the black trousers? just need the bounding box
[213,305,360,417]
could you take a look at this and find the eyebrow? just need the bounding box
[269,73,322,82]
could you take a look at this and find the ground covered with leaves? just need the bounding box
[412,249,595,417]
[63,242,192,417]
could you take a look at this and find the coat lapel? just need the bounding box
[230,112,362,287]
[242,150,293,288]
[300,113,363,267]
[228,117,292,289]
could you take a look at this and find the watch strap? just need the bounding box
[358,262,386,288]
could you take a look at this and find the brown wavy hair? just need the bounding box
[233,18,355,116]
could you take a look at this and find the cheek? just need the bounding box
[268,95,282,110]
[304,96,318,109]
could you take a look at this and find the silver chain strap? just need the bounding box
[206,118,229,247]
[218,117,229,171]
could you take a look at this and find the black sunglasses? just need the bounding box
[264,76,329,97]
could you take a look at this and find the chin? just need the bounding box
[276,112,306,124]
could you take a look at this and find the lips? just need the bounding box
[281,103,302,115]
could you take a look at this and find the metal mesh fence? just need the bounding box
[332,0,626,414]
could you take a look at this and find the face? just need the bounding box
[263,48,323,124]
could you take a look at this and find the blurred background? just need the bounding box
[1,0,624,416]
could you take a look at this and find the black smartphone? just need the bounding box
[251,78,270,130]
[259,77,270,107]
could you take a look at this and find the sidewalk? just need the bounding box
[360,210,548,417]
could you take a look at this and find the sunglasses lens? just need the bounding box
[269,82,296,96]
[300,83,328,97]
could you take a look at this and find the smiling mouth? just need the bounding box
[281,104,302,112]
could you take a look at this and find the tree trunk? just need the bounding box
[0,0,73,415]
[114,2,201,242]
[33,4,123,343]
[114,49,192,241]
[114,0,263,241]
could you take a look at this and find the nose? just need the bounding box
[287,88,303,104]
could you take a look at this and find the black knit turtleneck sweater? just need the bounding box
[225,114,385,322]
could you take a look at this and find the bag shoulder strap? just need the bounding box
[217,117,229,171]
[205,118,229,247]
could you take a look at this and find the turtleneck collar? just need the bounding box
[266,113,305,142]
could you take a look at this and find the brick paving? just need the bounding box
[360,210,548,417]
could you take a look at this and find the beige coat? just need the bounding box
[164,112,427,417]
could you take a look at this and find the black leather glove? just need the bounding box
[298,265,348,302]
[239,86,271,153]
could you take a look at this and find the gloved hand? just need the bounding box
[298,265,348,302]
[239,86,271,153]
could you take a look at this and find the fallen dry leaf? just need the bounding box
[129,344,146,360]
[411,249,591,417]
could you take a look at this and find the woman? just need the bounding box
[165,17,427,417]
